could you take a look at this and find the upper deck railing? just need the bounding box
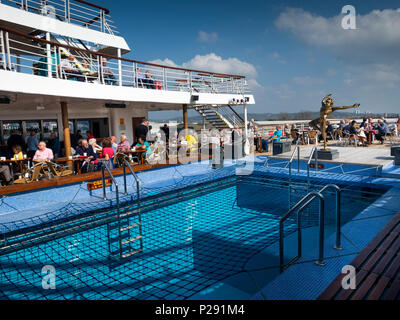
[0,0,118,34]
[0,26,249,95]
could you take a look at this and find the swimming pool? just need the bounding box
[0,172,387,300]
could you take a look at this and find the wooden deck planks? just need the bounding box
[318,213,400,300]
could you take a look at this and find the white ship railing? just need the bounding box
[0,26,250,95]
[0,0,118,35]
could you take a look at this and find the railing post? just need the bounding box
[0,30,6,70]
[122,160,127,195]
[297,145,300,173]
[4,32,11,70]
[46,32,52,78]
[163,67,167,91]
[101,165,107,200]
[134,62,138,88]
[66,0,70,22]
[315,194,326,266]
[334,188,342,250]
[117,48,122,86]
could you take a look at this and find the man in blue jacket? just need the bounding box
[262,125,283,152]
[375,120,390,144]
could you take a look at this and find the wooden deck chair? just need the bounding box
[46,161,73,177]
[13,163,44,184]
[307,130,318,145]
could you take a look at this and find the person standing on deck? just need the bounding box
[135,119,149,144]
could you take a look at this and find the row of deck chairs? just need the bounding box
[14,161,73,184]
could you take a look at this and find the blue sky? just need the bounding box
[101,0,400,115]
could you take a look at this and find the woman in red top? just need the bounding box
[100,138,115,160]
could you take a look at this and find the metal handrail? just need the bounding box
[122,158,140,203]
[0,26,248,95]
[287,141,300,209]
[279,183,342,273]
[319,184,342,250]
[307,146,318,192]
[101,163,119,213]
[279,191,325,272]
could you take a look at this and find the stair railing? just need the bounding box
[279,191,325,273]
[101,163,119,214]
[279,183,342,273]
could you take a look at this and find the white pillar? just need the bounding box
[46,32,51,78]
[243,103,248,140]
[117,48,122,86]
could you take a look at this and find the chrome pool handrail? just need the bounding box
[307,146,318,192]
[101,163,119,213]
[279,183,342,273]
[287,141,300,209]
[279,191,325,273]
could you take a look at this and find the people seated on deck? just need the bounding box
[47,132,61,158]
[283,123,291,138]
[375,119,390,144]
[100,138,115,168]
[110,136,118,153]
[12,145,24,160]
[135,67,145,87]
[135,135,152,159]
[81,60,95,81]
[117,135,131,153]
[7,130,26,155]
[349,120,367,146]
[0,165,12,186]
[326,121,335,140]
[262,125,283,152]
[33,141,54,161]
[143,71,155,89]
[101,58,116,85]
[89,138,102,153]
[76,139,99,173]
[59,55,84,82]
[185,134,198,152]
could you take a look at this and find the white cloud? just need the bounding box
[182,53,258,78]
[149,58,179,68]
[270,52,287,64]
[151,53,257,79]
[197,31,219,43]
[275,7,400,64]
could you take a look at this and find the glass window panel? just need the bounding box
[77,121,90,138]
[2,121,22,143]
[43,120,58,141]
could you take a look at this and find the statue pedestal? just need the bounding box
[315,149,340,161]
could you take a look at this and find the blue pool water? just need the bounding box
[0,174,386,300]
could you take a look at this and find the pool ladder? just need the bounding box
[279,184,342,273]
[102,161,143,260]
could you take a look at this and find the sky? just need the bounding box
[100,0,400,116]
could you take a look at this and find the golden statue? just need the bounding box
[309,94,360,150]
